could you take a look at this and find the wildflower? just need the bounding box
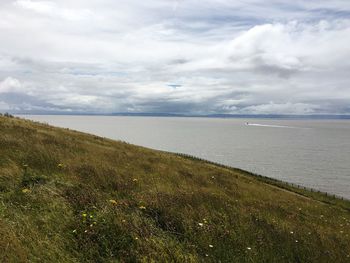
[198,223,204,227]
[205,254,209,257]
[122,219,126,223]
[57,163,63,168]
[247,247,252,250]
[72,229,77,234]
[90,224,94,228]
[295,240,298,243]
[89,215,93,219]
[135,237,139,240]
[82,213,87,217]
[22,188,31,193]
[290,231,294,234]
[209,245,214,248]
[84,230,88,233]
[109,199,118,205]
[133,178,138,182]
[139,206,146,210]
[23,164,28,168]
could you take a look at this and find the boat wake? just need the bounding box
[245,123,299,129]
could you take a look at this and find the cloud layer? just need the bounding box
[1,0,350,114]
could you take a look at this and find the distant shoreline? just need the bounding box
[14,113,350,120]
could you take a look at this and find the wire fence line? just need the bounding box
[169,151,349,202]
[5,116,348,202]
[96,138,350,203]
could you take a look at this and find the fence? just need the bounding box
[169,151,349,203]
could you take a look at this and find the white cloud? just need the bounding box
[15,0,93,21]
[15,0,55,14]
[0,1,350,114]
[0,77,23,93]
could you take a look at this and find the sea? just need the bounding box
[23,115,350,199]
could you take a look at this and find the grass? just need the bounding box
[0,115,349,262]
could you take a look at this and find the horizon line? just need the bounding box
[11,112,350,119]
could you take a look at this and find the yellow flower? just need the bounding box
[82,213,87,217]
[139,206,146,210]
[22,188,31,193]
[57,163,63,168]
[109,199,118,205]
[133,178,138,182]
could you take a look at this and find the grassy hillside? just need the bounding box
[0,115,349,263]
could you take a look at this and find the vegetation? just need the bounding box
[0,115,349,262]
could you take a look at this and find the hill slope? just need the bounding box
[0,115,349,262]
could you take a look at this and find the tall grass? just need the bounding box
[0,115,349,262]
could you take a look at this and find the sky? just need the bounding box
[0,0,350,115]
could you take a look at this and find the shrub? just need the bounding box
[4,112,14,118]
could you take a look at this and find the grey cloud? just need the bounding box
[0,0,350,115]
[0,92,68,111]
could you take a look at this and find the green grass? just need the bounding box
[0,115,349,262]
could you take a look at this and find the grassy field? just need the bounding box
[0,115,349,262]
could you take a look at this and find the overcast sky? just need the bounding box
[0,0,350,114]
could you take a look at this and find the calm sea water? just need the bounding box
[24,115,350,199]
